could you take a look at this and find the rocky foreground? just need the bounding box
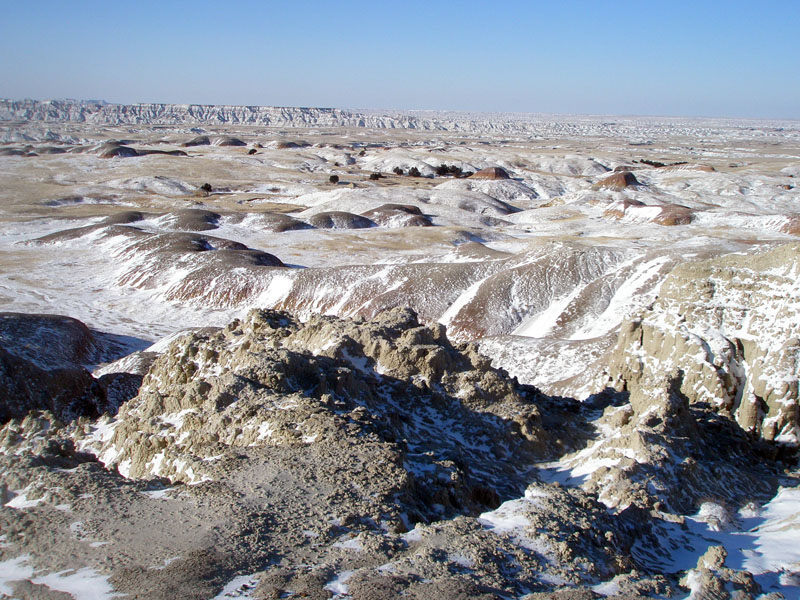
[1,303,797,599]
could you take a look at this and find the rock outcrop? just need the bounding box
[79,307,550,515]
[604,243,800,444]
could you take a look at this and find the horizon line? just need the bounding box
[2,97,799,124]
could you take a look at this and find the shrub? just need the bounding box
[248,148,257,155]
[369,172,382,180]
[408,166,421,177]
[329,175,340,184]
[200,183,213,193]
[393,167,404,175]
[435,164,465,177]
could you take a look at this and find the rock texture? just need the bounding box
[0,307,793,600]
[605,243,800,444]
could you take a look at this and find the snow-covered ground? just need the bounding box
[1,112,799,598]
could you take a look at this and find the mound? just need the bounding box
[0,313,101,370]
[0,346,103,423]
[361,204,432,227]
[238,212,314,232]
[156,209,221,232]
[435,177,542,208]
[469,167,510,180]
[138,149,188,157]
[307,211,375,229]
[527,156,610,176]
[181,135,210,147]
[99,144,139,158]
[104,175,197,196]
[275,140,311,149]
[213,136,246,147]
[592,171,641,190]
[37,146,68,155]
[361,151,437,178]
[427,189,519,217]
[101,210,148,225]
[0,314,148,422]
[653,204,693,226]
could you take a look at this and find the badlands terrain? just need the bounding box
[0,99,799,599]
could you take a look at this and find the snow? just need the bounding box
[324,570,355,596]
[31,567,120,600]
[478,497,554,557]
[513,285,585,338]
[4,490,46,509]
[0,555,34,596]
[211,573,261,599]
[333,536,364,551]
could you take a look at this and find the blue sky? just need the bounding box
[1,0,798,118]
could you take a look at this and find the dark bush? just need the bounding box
[639,159,666,168]
[248,148,257,155]
[329,175,340,184]
[408,166,422,177]
[435,164,465,178]
[393,167,404,175]
[369,172,383,180]
[200,183,213,193]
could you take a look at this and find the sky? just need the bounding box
[0,0,798,119]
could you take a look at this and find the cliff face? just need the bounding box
[0,99,429,129]
[605,243,800,444]
[5,99,800,141]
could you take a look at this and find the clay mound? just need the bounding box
[137,149,188,157]
[469,167,511,180]
[361,204,432,227]
[160,209,221,232]
[0,313,147,422]
[182,135,210,147]
[0,313,100,370]
[276,140,311,149]
[653,204,693,226]
[428,186,521,217]
[99,145,139,158]
[115,231,284,296]
[450,241,512,262]
[307,211,375,229]
[603,198,646,219]
[37,146,68,154]
[592,171,641,190]
[248,212,314,232]
[101,211,148,225]
[604,200,693,225]
[0,346,103,423]
[213,136,246,147]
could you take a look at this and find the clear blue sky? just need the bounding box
[1,0,798,118]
